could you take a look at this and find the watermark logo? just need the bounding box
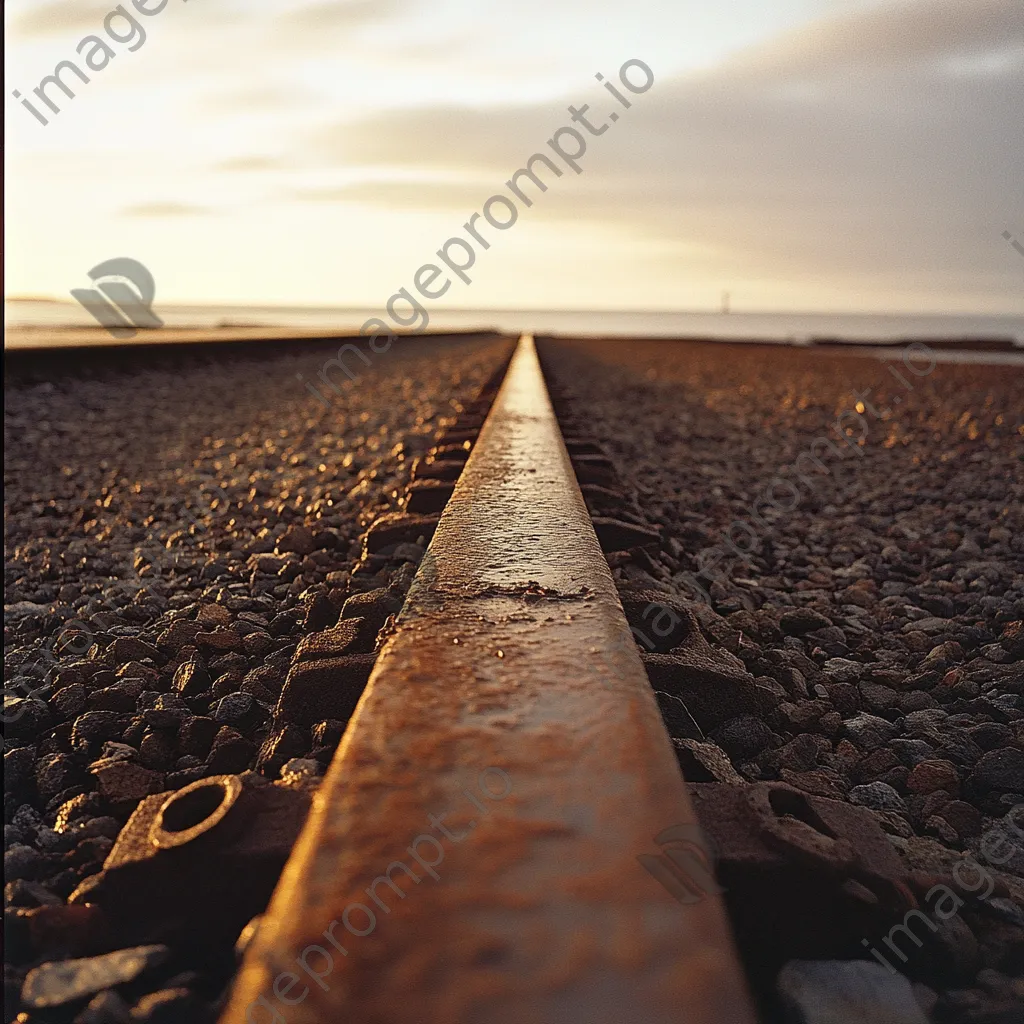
[71,257,164,338]
[637,822,725,905]
[1003,229,1024,263]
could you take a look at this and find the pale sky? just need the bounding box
[5,0,1024,312]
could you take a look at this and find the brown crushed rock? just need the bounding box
[540,336,1023,1022]
[4,333,513,1020]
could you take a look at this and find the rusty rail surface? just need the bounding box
[223,335,755,1024]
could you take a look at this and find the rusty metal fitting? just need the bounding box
[747,783,858,877]
[745,783,916,912]
[149,775,243,850]
[69,773,312,955]
[688,781,917,988]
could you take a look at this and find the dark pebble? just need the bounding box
[5,879,62,908]
[36,754,89,801]
[4,844,43,881]
[72,712,129,749]
[21,945,170,1010]
[172,658,211,698]
[73,989,134,1024]
[51,684,89,720]
[4,746,38,793]
[205,727,256,774]
[710,715,777,762]
[178,717,219,760]
[970,747,1024,794]
[212,692,256,726]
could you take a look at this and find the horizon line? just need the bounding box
[6,298,1024,319]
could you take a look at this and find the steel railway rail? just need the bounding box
[223,334,755,1024]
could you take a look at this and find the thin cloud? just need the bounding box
[310,104,554,172]
[292,180,488,208]
[204,83,324,114]
[121,202,211,218]
[11,1,114,36]
[282,0,413,31]
[718,0,1024,78]
[293,0,1023,292]
[214,156,288,173]
[9,0,1023,313]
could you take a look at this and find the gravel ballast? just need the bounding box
[539,336,1024,1022]
[3,333,513,1022]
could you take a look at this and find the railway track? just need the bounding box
[224,333,753,1023]
[7,334,1022,1023]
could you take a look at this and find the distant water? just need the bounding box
[5,300,1023,347]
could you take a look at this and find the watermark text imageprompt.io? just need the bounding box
[12,0,195,127]
[297,58,655,406]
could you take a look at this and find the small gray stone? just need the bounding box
[976,814,1024,875]
[142,707,186,729]
[3,697,52,738]
[870,811,915,838]
[4,843,42,881]
[172,658,210,697]
[36,753,88,801]
[72,711,128,747]
[96,741,137,765]
[986,897,1024,928]
[710,715,777,761]
[776,959,927,1024]
[4,745,37,792]
[888,738,935,768]
[12,804,41,831]
[781,608,833,635]
[51,683,89,719]
[903,617,952,635]
[213,691,254,722]
[672,738,745,785]
[390,543,424,564]
[842,713,898,750]
[5,878,61,908]
[92,762,165,805]
[849,782,908,815]
[78,816,123,841]
[22,945,170,1009]
[277,524,315,557]
[823,658,864,684]
[902,709,949,733]
[970,748,1024,794]
[35,825,75,852]
[108,637,161,665]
